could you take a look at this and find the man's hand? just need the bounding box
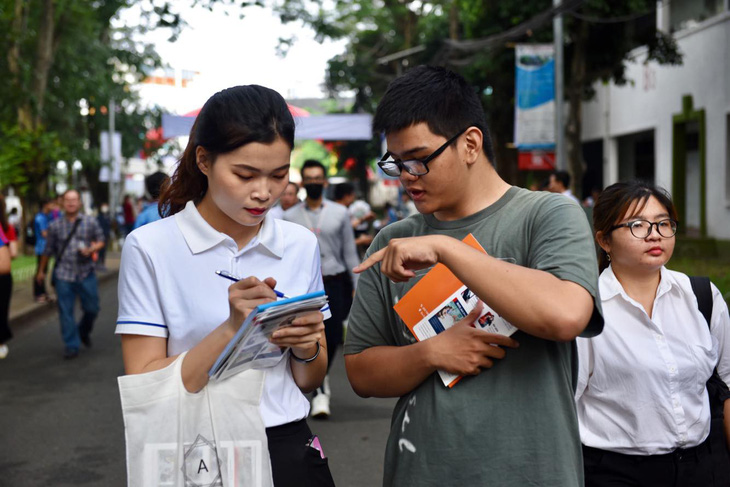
[226,276,278,333]
[354,235,450,282]
[425,304,519,376]
[36,270,45,284]
[79,246,94,257]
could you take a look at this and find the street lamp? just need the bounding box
[56,160,68,195]
[72,160,83,187]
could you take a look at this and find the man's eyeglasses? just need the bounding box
[610,219,678,239]
[377,128,468,177]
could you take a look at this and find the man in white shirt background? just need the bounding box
[334,182,375,257]
[268,181,300,220]
[547,170,581,205]
[284,160,360,419]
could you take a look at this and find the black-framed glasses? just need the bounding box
[377,127,468,177]
[610,219,678,239]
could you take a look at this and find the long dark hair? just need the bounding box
[0,195,9,234]
[593,181,678,272]
[159,85,295,215]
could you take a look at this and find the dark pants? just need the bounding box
[266,419,335,487]
[33,254,47,298]
[322,272,353,371]
[583,442,714,487]
[97,243,107,268]
[55,273,99,352]
[0,273,12,344]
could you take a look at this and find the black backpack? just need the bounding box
[689,276,730,486]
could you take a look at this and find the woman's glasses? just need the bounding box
[610,219,678,239]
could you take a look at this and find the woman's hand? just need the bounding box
[226,276,278,333]
[270,310,325,360]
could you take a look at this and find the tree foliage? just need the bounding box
[271,0,683,194]
[0,0,186,219]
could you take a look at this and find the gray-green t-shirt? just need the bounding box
[344,186,603,487]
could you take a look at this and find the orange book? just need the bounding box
[394,234,517,387]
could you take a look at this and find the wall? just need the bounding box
[581,13,730,238]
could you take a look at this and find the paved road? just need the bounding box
[0,277,396,486]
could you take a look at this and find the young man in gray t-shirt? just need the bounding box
[344,66,603,487]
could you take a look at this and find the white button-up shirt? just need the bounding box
[116,201,330,427]
[576,266,730,455]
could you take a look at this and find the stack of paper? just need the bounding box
[394,234,517,388]
[209,291,329,382]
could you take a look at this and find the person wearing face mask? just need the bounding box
[283,160,360,419]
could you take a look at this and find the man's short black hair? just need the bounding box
[373,65,496,165]
[145,172,169,200]
[301,159,327,178]
[334,182,355,201]
[552,170,571,189]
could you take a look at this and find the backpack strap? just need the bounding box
[690,276,730,416]
[689,275,713,329]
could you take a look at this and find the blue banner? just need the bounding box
[514,44,556,150]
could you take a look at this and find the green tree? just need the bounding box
[0,0,187,241]
[273,0,457,197]
[561,0,682,197]
[272,0,682,196]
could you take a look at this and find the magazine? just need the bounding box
[393,234,517,388]
[209,291,329,382]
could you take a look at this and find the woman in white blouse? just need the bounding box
[576,181,730,486]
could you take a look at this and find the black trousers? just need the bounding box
[33,254,47,298]
[0,273,12,343]
[266,419,335,487]
[322,272,353,372]
[583,442,714,487]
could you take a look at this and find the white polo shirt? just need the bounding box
[116,200,330,427]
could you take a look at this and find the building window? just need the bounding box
[670,0,726,32]
[618,130,655,184]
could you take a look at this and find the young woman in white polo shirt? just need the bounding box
[116,85,335,486]
[576,181,730,486]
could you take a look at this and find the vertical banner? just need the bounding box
[99,131,122,182]
[514,44,556,151]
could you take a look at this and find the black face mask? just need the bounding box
[304,183,324,200]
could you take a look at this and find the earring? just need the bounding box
[606,252,611,262]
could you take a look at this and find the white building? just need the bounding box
[580,0,730,239]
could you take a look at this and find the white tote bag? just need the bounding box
[118,352,274,487]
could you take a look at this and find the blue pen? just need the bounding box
[215,270,288,298]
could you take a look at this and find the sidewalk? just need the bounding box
[9,252,121,326]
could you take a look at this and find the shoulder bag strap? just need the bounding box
[56,218,82,264]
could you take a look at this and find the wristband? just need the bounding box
[291,342,321,363]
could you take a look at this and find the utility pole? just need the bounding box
[553,0,566,170]
[108,98,116,246]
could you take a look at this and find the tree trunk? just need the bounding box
[566,20,588,199]
[32,0,56,127]
[7,0,33,130]
[449,2,459,40]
